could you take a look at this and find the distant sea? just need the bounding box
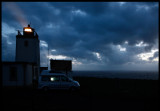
[71,71,159,80]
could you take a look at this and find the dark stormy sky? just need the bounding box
[2,2,159,71]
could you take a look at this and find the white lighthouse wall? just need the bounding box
[3,64,24,86]
[25,64,33,86]
[16,38,40,66]
[2,63,33,86]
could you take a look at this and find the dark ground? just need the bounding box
[2,77,159,111]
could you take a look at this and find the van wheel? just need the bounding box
[43,87,49,92]
[69,87,77,92]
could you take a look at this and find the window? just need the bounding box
[61,76,69,82]
[24,40,28,47]
[10,67,17,81]
[41,76,60,82]
[50,76,60,82]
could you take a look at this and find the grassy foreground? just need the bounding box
[73,77,159,99]
[2,77,159,111]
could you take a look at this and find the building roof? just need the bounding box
[50,59,72,61]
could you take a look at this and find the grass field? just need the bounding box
[2,77,159,111]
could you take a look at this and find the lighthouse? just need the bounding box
[16,24,40,80]
[2,24,40,86]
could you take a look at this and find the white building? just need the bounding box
[2,24,40,87]
[2,62,33,86]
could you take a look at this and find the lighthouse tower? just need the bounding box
[16,24,40,80]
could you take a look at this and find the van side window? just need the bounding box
[50,76,60,82]
[61,76,69,82]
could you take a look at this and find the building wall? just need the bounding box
[50,60,72,71]
[2,63,33,86]
[16,38,40,66]
[16,37,40,80]
[25,64,33,86]
[3,64,23,86]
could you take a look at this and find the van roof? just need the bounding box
[40,70,66,76]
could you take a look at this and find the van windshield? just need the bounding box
[41,76,50,81]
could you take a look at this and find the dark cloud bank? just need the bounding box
[2,2,159,71]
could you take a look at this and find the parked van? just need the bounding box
[38,70,80,91]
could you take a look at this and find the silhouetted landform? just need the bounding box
[3,77,159,111]
[72,71,159,80]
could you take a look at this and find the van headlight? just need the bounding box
[73,81,80,86]
[76,82,80,86]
